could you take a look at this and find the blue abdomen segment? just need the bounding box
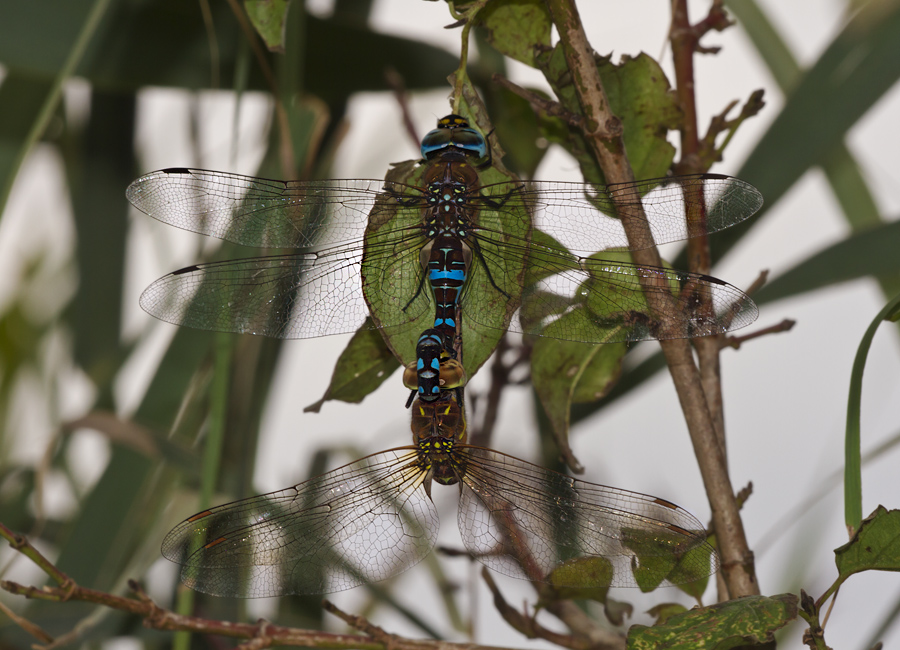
[426,235,468,342]
[403,329,466,403]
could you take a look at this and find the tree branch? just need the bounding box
[0,524,520,650]
[544,0,759,598]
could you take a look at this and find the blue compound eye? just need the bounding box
[420,115,488,161]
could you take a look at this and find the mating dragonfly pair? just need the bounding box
[136,114,761,597]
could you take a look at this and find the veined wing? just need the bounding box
[455,446,717,590]
[139,226,433,339]
[463,231,758,343]
[161,447,436,597]
[469,173,762,256]
[126,168,430,249]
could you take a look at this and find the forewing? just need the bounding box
[127,168,428,249]
[456,446,717,589]
[474,173,762,255]
[161,448,437,597]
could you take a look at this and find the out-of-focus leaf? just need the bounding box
[0,1,458,101]
[245,0,289,52]
[0,74,53,216]
[710,2,900,261]
[647,603,688,626]
[626,593,798,650]
[536,47,679,184]
[835,507,900,577]
[755,218,900,305]
[22,327,214,634]
[476,0,550,68]
[66,90,134,398]
[486,84,548,178]
[726,1,900,301]
[305,320,400,412]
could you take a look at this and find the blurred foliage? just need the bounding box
[1,0,900,648]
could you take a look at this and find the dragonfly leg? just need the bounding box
[402,268,428,313]
[468,238,510,299]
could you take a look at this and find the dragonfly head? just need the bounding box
[421,114,489,163]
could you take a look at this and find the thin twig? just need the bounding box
[0,526,530,650]
[0,598,55,644]
[385,68,420,150]
[0,522,71,588]
[480,570,607,650]
[490,75,585,127]
[722,320,796,350]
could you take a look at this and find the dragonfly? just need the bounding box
[162,390,717,597]
[127,115,762,351]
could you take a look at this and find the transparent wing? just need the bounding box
[127,168,429,249]
[139,229,432,338]
[127,169,760,254]
[161,448,436,597]
[471,173,763,255]
[455,446,717,589]
[132,169,759,342]
[465,237,758,343]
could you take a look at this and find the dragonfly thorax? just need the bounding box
[422,161,479,238]
[412,396,468,489]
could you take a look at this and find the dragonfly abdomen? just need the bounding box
[403,329,466,404]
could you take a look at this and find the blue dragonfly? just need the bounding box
[127,115,762,350]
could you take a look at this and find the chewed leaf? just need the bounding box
[835,506,900,578]
[623,525,716,594]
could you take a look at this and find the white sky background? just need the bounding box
[2,0,900,648]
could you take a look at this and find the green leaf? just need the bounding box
[0,74,53,217]
[835,506,900,578]
[362,158,528,379]
[622,526,716,594]
[487,85,548,178]
[647,603,688,626]
[244,0,289,52]
[532,322,625,458]
[843,293,900,529]
[66,90,134,394]
[476,0,551,67]
[627,594,798,650]
[544,556,613,604]
[305,320,401,412]
[536,48,679,183]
